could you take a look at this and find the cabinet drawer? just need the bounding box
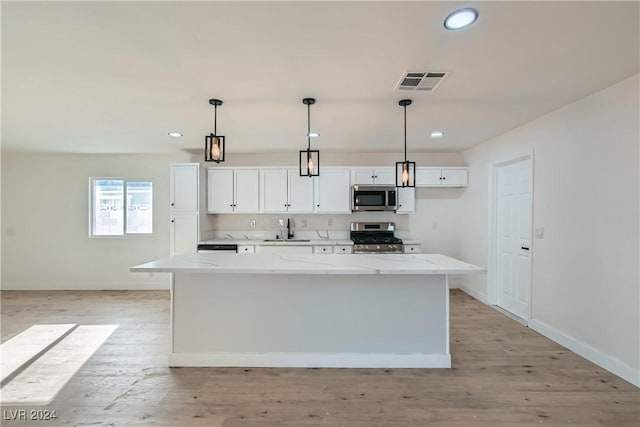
[313,245,334,254]
[334,246,353,254]
[403,244,421,254]
[237,245,255,254]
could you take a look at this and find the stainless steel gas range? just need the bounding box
[350,222,404,254]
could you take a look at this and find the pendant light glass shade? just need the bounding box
[299,98,320,177]
[205,99,225,163]
[396,99,416,187]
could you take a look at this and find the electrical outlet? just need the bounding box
[328,218,333,227]
[301,219,307,228]
[250,219,256,228]
[278,218,285,227]
[535,227,545,238]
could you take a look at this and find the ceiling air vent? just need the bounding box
[395,71,448,91]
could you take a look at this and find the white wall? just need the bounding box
[1,150,465,289]
[457,74,640,386]
[1,152,192,289]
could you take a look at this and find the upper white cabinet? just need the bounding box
[314,167,351,213]
[416,167,468,187]
[351,167,395,185]
[170,163,199,212]
[260,169,314,213]
[208,168,259,213]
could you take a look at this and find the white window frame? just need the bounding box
[89,177,154,238]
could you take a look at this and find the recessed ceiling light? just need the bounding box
[430,131,445,138]
[168,132,183,137]
[444,8,478,31]
[307,132,320,137]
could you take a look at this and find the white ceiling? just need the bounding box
[2,1,638,155]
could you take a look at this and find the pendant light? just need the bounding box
[205,99,225,163]
[299,97,320,177]
[396,99,416,187]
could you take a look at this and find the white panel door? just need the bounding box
[315,168,351,213]
[374,168,396,185]
[287,169,314,212]
[261,169,288,212]
[496,158,532,320]
[170,164,198,212]
[171,214,198,255]
[233,169,260,213]
[207,169,234,213]
[396,187,415,214]
[351,168,376,184]
[416,168,443,186]
[441,168,468,186]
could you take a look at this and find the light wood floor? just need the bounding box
[1,289,638,426]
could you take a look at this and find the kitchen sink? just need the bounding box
[262,239,310,242]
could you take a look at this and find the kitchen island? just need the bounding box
[131,253,482,368]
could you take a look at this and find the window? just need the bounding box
[90,178,153,236]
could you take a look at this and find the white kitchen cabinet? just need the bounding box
[170,214,198,255]
[208,168,259,213]
[207,169,234,213]
[287,169,314,213]
[416,167,468,187]
[170,163,203,255]
[396,187,415,214]
[237,245,255,254]
[260,168,313,213]
[314,167,351,213]
[351,167,395,185]
[170,164,199,212]
[313,245,334,254]
[403,244,421,254]
[261,169,288,212]
[335,245,353,254]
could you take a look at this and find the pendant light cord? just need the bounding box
[307,103,311,151]
[213,104,218,135]
[403,103,407,162]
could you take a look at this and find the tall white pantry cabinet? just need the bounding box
[169,163,209,255]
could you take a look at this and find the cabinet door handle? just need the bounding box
[317,204,320,207]
[521,247,530,251]
[171,203,175,206]
[171,219,175,223]
[442,176,446,180]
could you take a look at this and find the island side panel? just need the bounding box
[170,272,450,368]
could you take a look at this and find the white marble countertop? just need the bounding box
[131,253,483,275]
[199,239,355,246]
[198,239,421,246]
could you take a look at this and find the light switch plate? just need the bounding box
[535,227,545,238]
[250,220,256,228]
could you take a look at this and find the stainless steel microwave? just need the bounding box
[352,185,397,212]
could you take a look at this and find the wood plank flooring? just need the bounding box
[0,289,638,426]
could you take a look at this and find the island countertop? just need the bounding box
[131,253,484,275]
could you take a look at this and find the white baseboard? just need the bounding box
[458,283,487,304]
[529,319,640,388]
[0,281,170,291]
[169,352,451,369]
